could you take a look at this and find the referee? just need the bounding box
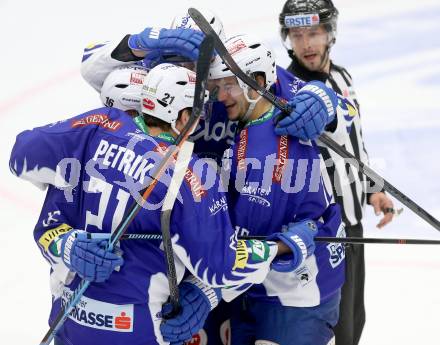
[278,1,395,344]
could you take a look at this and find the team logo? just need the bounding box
[142,98,155,110]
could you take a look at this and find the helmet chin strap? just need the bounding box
[239,84,262,125]
[171,121,181,136]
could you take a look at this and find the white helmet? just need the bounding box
[141,63,209,134]
[100,65,148,111]
[170,8,226,41]
[209,34,277,120]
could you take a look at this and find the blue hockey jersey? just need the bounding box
[223,106,346,307]
[9,107,281,345]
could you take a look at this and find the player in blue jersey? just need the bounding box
[207,34,346,345]
[10,62,321,345]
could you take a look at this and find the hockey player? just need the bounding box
[278,1,395,344]
[208,34,346,345]
[9,63,313,345]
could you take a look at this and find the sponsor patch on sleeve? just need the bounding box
[38,223,72,254]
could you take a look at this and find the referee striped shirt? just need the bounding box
[287,56,370,227]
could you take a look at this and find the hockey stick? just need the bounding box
[160,140,194,318]
[39,35,215,345]
[188,7,440,233]
[120,233,440,245]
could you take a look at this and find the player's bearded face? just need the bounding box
[209,76,248,121]
[288,25,330,72]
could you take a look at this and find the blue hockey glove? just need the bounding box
[160,276,221,344]
[128,27,204,62]
[267,220,318,272]
[275,81,338,141]
[60,230,123,283]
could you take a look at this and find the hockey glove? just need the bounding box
[275,81,338,141]
[160,276,221,344]
[60,230,123,283]
[128,27,204,62]
[267,220,318,272]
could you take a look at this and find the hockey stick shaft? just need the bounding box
[120,233,440,245]
[39,36,215,345]
[188,7,440,233]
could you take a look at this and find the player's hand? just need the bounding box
[128,27,204,62]
[160,276,220,344]
[275,81,338,141]
[267,220,318,272]
[60,230,123,282]
[369,192,395,229]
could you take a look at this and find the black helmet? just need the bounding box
[279,0,339,43]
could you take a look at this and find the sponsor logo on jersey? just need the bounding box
[273,135,289,183]
[284,14,319,28]
[130,72,145,85]
[71,114,122,131]
[326,224,346,268]
[184,167,207,200]
[61,289,134,332]
[295,266,314,287]
[42,210,61,227]
[241,184,271,208]
[233,240,249,270]
[249,240,270,262]
[227,38,247,55]
[142,98,155,110]
[38,223,72,254]
[236,129,248,171]
[208,196,228,215]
